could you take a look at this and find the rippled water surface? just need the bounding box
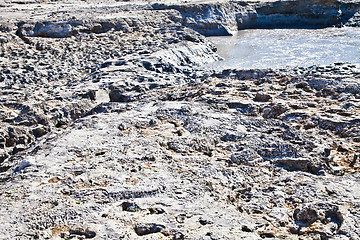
[207,27,360,70]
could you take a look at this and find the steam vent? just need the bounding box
[1,0,360,239]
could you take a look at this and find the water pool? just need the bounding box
[207,27,360,70]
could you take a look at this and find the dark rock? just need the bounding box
[259,232,275,238]
[55,120,67,128]
[79,90,96,101]
[5,137,15,148]
[0,35,9,43]
[226,101,258,115]
[167,141,188,153]
[0,151,8,163]
[141,155,156,162]
[161,229,185,240]
[349,154,358,168]
[337,145,349,153]
[241,225,253,232]
[323,205,343,228]
[294,207,318,227]
[215,82,228,87]
[134,223,165,236]
[69,228,96,239]
[12,144,26,154]
[256,0,346,28]
[149,207,165,214]
[122,202,141,212]
[32,127,47,138]
[289,226,299,234]
[199,218,213,225]
[303,121,317,130]
[73,168,85,176]
[94,151,106,156]
[295,82,309,89]
[109,89,138,102]
[254,93,272,102]
[118,123,127,131]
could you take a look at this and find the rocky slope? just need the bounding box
[0,0,360,239]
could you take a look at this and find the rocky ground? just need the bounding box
[1,0,360,239]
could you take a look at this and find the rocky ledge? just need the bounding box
[0,0,360,239]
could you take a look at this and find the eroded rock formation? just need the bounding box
[0,0,360,239]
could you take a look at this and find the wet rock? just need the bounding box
[33,22,75,38]
[134,223,165,236]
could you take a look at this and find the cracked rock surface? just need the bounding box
[1,0,360,239]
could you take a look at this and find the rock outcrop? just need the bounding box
[0,0,360,239]
[154,0,360,36]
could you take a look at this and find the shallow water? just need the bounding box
[207,27,360,70]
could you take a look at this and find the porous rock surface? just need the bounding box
[0,0,360,239]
